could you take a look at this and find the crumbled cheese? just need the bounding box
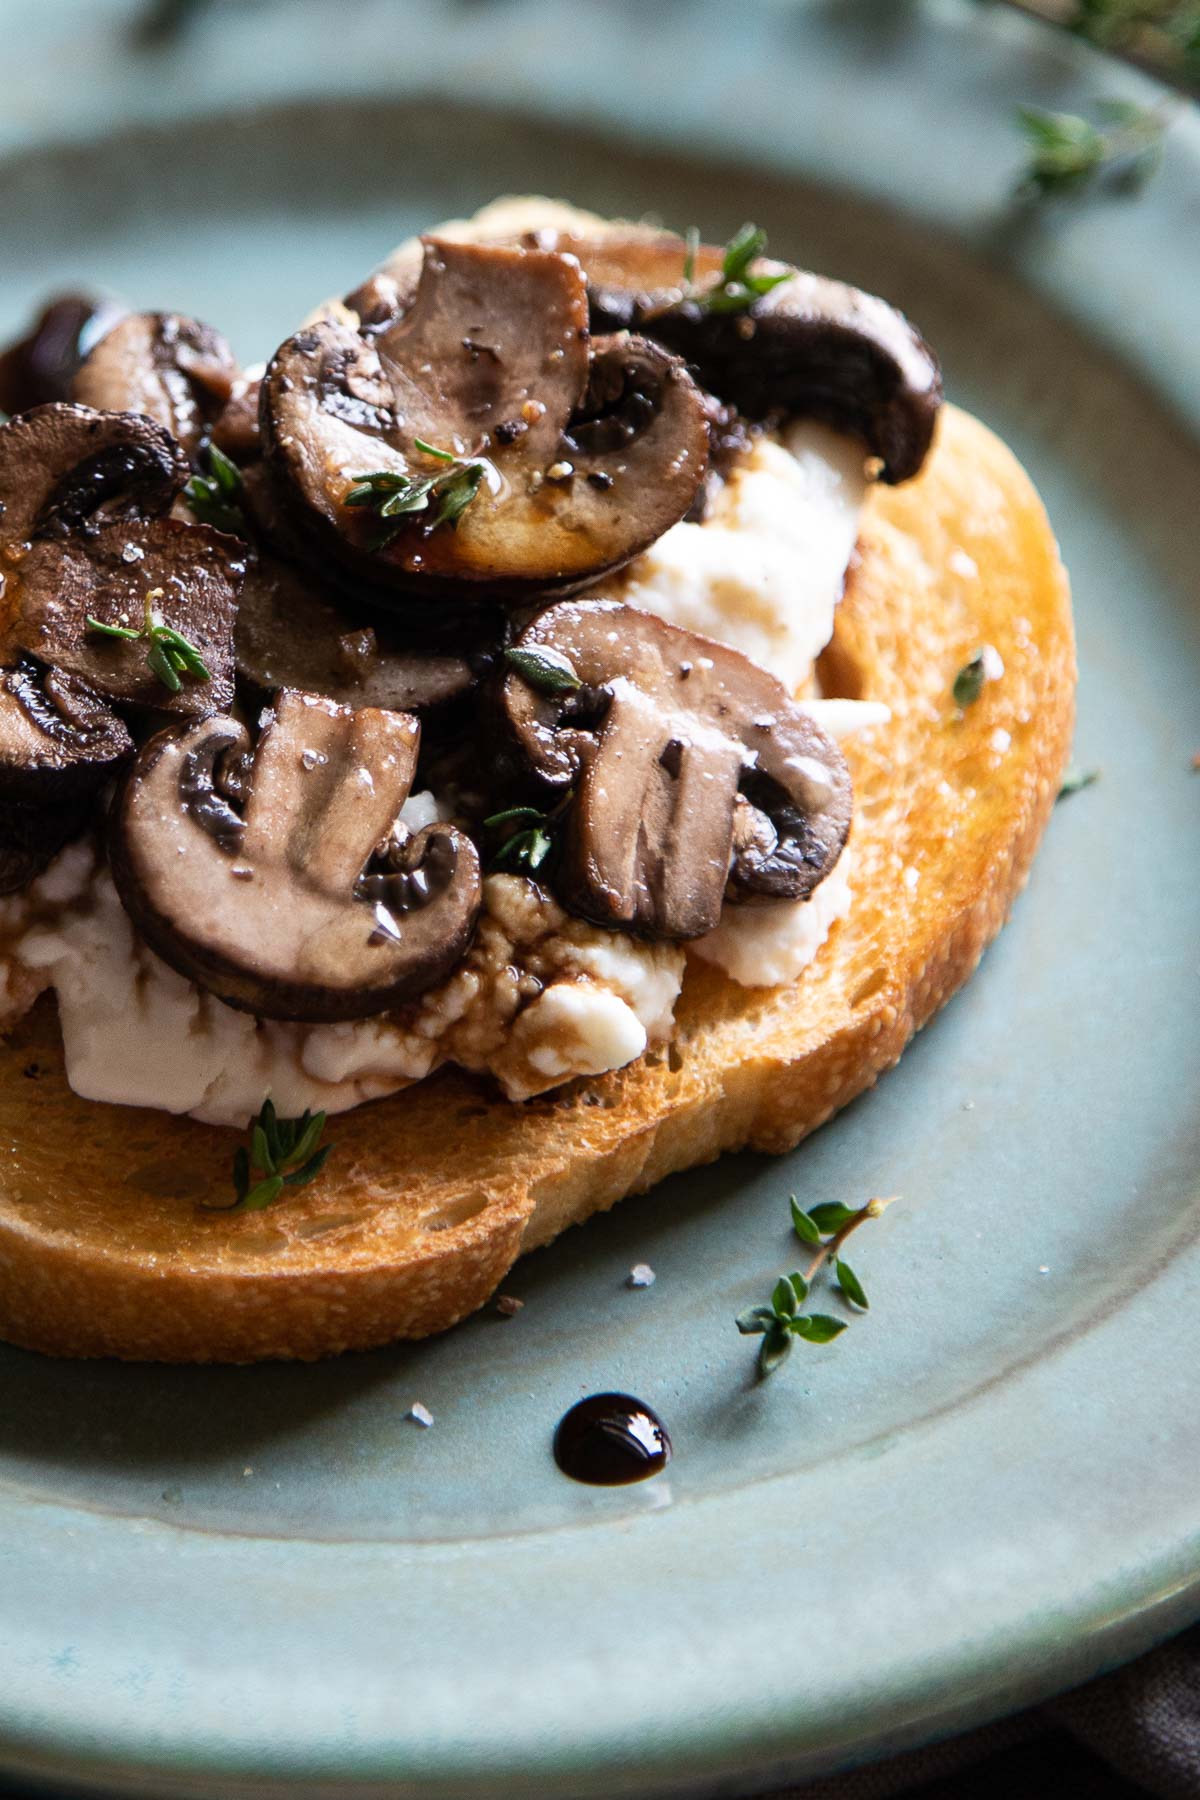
[627,1264,656,1288]
[691,846,853,988]
[598,422,866,692]
[407,1402,434,1428]
[3,858,684,1125]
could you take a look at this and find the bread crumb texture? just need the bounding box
[0,406,1074,1359]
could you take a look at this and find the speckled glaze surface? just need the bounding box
[0,3,1198,1796]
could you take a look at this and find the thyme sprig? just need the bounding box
[345,438,486,547]
[674,222,792,316]
[86,586,211,695]
[183,442,246,536]
[738,1195,895,1379]
[503,645,583,697]
[220,1099,332,1214]
[1014,99,1174,198]
[483,788,575,876]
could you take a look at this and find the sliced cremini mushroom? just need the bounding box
[394,224,939,484]
[501,600,851,940]
[0,657,132,893]
[0,405,244,717]
[0,656,132,804]
[0,293,122,417]
[110,690,482,1021]
[234,554,477,714]
[578,231,940,484]
[261,237,709,602]
[0,402,187,544]
[73,312,240,461]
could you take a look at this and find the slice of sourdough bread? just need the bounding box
[0,400,1074,1361]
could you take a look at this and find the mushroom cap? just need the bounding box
[234,553,477,714]
[0,405,244,719]
[14,518,244,717]
[0,657,131,806]
[261,237,710,603]
[502,600,851,940]
[110,690,482,1022]
[0,402,187,546]
[0,293,121,417]
[571,229,941,484]
[73,312,240,461]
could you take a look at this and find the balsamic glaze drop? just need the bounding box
[553,1392,672,1486]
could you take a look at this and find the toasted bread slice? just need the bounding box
[0,403,1074,1360]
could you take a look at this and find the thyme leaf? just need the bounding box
[503,645,583,696]
[675,221,791,316]
[86,586,211,695]
[738,1195,895,1379]
[184,442,247,536]
[1057,765,1102,800]
[211,1099,333,1214]
[1014,99,1174,200]
[345,442,485,547]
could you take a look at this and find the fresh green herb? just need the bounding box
[503,645,583,696]
[738,1195,895,1379]
[86,586,211,695]
[836,1258,870,1310]
[184,442,246,536]
[952,646,1000,708]
[1058,0,1200,81]
[673,221,791,316]
[1014,99,1173,199]
[344,440,486,547]
[483,786,576,877]
[213,1099,333,1214]
[1057,765,1102,800]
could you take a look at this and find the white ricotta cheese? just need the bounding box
[690,847,853,988]
[5,857,684,1124]
[600,422,866,692]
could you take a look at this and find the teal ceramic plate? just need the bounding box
[1,3,1198,1796]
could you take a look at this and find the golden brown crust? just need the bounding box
[0,404,1075,1360]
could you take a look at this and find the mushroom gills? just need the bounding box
[110,690,482,1022]
[501,600,851,940]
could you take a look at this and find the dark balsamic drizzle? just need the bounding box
[553,1392,672,1486]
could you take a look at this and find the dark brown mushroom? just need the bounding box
[0,404,244,717]
[110,690,482,1021]
[0,402,186,543]
[0,293,123,417]
[234,554,477,712]
[0,656,132,804]
[569,230,940,484]
[261,237,709,603]
[72,312,240,462]
[373,225,941,484]
[501,600,851,940]
[0,657,133,893]
[209,374,262,463]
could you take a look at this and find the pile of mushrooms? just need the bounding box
[0,222,940,1025]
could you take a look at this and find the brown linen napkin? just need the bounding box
[762,1626,1200,1800]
